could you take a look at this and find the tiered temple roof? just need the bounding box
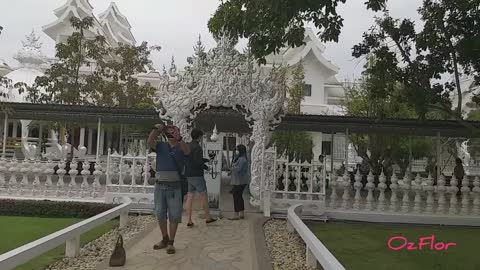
[43,0,135,47]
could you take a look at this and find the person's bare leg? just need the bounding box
[186,192,194,224]
[158,220,168,237]
[169,222,179,241]
[153,220,169,249]
[201,192,212,220]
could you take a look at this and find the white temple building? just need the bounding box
[265,28,345,117]
[0,0,350,163]
[451,76,480,118]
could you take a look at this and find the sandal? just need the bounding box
[153,239,168,250]
[187,222,194,228]
[166,241,176,254]
[206,218,217,224]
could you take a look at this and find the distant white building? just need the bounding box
[264,28,347,165]
[450,76,480,118]
[265,28,345,116]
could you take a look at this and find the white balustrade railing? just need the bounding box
[0,197,132,270]
[0,157,105,201]
[324,171,480,216]
[273,158,326,201]
[287,204,346,270]
[105,149,156,206]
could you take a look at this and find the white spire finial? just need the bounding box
[210,125,219,142]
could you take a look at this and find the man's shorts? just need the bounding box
[187,176,207,193]
[153,182,182,223]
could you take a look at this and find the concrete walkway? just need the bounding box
[101,176,264,270]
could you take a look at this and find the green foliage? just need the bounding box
[271,130,313,162]
[344,60,433,175]
[287,61,305,114]
[352,0,480,120]
[208,0,388,63]
[0,199,114,218]
[21,17,159,108]
[271,62,313,162]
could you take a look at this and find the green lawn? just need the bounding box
[0,216,117,270]
[309,222,480,270]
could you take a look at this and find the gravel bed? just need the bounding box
[264,219,315,270]
[45,215,155,270]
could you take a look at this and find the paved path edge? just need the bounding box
[250,215,274,270]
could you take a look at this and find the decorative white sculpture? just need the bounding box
[456,139,471,167]
[155,34,287,206]
[20,120,37,160]
[210,125,219,142]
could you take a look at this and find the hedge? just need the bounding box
[0,199,116,219]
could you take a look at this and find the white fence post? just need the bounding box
[65,236,80,257]
[120,211,129,229]
[306,246,318,268]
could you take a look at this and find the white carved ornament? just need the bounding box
[154,35,288,206]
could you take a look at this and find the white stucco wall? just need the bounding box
[302,51,328,106]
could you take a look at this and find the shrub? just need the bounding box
[0,199,116,218]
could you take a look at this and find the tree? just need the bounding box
[208,0,388,63]
[344,64,433,176]
[0,25,14,111]
[23,17,107,105]
[352,0,480,121]
[23,16,159,108]
[271,61,314,162]
[92,42,160,108]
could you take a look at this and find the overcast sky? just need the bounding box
[0,0,423,81]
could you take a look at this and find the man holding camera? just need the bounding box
[148,123,190,254]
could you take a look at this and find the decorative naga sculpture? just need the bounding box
[456,139,471,167]
[155,34,288,206]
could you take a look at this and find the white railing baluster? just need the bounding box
[8,157,18,195]
[44,160,54,197]
[377,171,387,211]
[437,175,447,214]
[473,177,480,215]
[460,175,471,215]
[365,172,375,211]
[80,162,89,198]
[424,174,434,214]
[0,159,6,193]
[19,159,29,195]
[56,161,66,197]
[92,162,102,198]
[341,172,350,209]
[389,173,399,212]
[449,174,459,215]
[69,159,78,197]
[401,174,411,213]
[412,173,423,213]
[31,159,41,196]
[353,171,362,210]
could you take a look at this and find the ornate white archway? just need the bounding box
[154,36,287,206]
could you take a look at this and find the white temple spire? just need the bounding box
[43,0,105,45]
[98,2,136,46]
[14,30,46,68]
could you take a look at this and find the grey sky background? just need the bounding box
[0,0,422,81]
